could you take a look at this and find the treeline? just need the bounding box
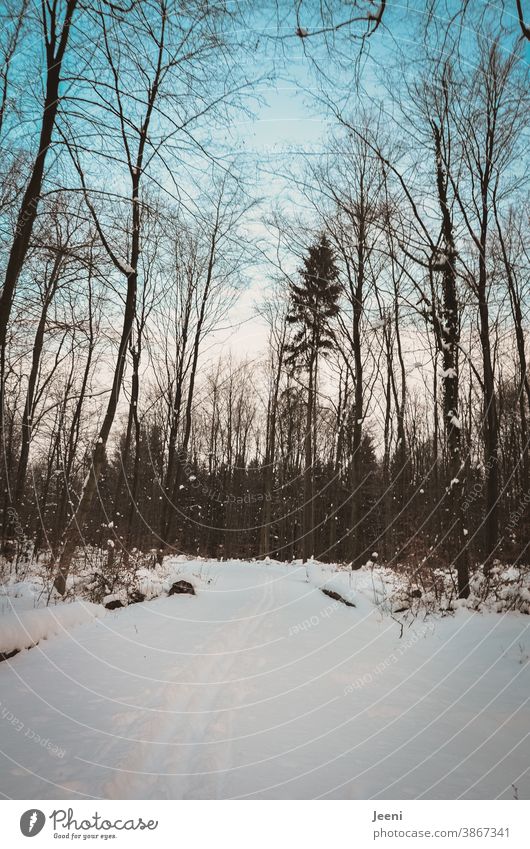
[0,1,529,598]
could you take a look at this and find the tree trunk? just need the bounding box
[14,254,63,511]
[432,120,469,597]
[0,0,77,438]
[303,353,315,562]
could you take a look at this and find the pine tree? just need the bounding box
[286,234,341,367]
[286,234,341,562]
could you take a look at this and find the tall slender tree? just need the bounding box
[286,234,340,561]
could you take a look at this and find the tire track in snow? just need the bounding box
[98,573,275,798]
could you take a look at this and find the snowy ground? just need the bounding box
[0,559,528,799]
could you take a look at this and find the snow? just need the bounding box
[0,600,105,655]
[116,259,135,275]
[0,559,528,800]
[1,577,48,615]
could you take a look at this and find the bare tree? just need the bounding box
[54,0,250,591]
[0,0,78,437]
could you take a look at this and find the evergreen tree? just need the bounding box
[286,234,341,367]
[286,234,341,561]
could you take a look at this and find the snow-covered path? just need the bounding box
[0,560,528,799]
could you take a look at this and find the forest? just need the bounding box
[1,0,530,807]
[0,0,529,604]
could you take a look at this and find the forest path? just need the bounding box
[0,560,528,799]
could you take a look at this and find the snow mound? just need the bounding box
[0,601,105,656]
[0,577,48,613]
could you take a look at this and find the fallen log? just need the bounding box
[321,587,356,607]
